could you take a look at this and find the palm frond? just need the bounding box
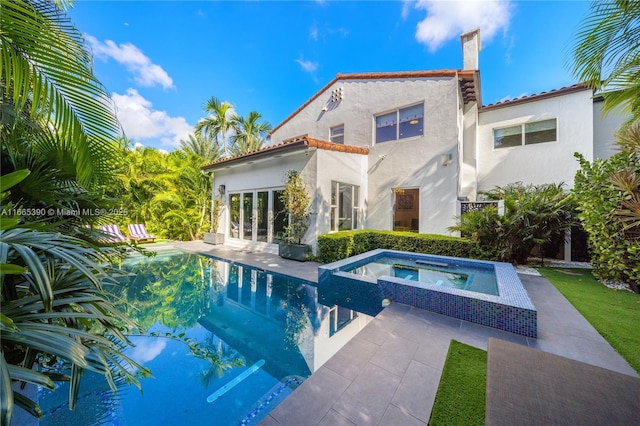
[570,0,640,121]
[1,0,122,186]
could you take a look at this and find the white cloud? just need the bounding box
[85,34,174,89]
[310,24,319,41]
[129,338,167,364]
[407,0,512,52]
[401,0,413,19]
[296,58,319,73]
[112,88,193,147]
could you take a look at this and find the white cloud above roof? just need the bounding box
[407,0,512,52]
[85,34,174,89]
[112,88,193,147]
[296,57,319,73]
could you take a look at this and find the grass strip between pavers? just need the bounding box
[428,340,486,426]
[538,267,640,374]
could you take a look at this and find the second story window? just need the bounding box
[375,103,424,143]
[494,118,557,149]
[330,124,344,144]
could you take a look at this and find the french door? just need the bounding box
[228,189,285,243]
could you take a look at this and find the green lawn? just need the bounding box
[429,270,639,426]
[429,340,487,426]
[538,267,640,373]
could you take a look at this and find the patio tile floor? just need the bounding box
[177,241,638,426]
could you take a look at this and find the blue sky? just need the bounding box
[69,1,592,150]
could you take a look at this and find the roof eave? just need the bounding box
[480,84,592,112]
[201,140,309,170]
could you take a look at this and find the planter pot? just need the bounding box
[278,242,311,262]
[204,232,225,245]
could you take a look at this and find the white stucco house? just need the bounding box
[202,29,625,261]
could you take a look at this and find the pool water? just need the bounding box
[38,251,374,426]
[346,256,498,296]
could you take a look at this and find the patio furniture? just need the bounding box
[98,224,128,242]
[485,338,640,425]
[127,224,156,243]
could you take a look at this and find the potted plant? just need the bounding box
[204,196,225,245]
[278,170,311,261]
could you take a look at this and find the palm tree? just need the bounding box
[1,0,123,187]
[570,0,640,123]
[229,111,272,156]
[1,2,145,422]
[179,133,222,163]
[194,97,237,158]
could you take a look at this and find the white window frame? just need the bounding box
[374,102,424,144]
[330,124,345,144]
[330,181,359,232]
[493,118,557,149]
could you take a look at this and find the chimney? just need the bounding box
[460,29,481,70]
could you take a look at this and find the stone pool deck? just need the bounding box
[177,241,638,425]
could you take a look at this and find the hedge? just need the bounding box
[316,230,479,263]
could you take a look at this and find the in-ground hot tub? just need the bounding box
[318,249,537,337]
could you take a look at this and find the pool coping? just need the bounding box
[319,249,537,337]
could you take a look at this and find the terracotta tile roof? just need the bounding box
[481,83,591,111]
[271,70,477,135]
[201,135,369,169]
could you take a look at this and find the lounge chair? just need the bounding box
[98,224,128,242]
[128,224,156,243]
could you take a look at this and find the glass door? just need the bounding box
[229,193,240,238]
[257,191,269,242]
[272,190,286,242]
[228,189,286,244]
[242,192,253,240]
[393,188,419,232]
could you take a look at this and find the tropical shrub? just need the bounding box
[0,2,153,422]
[150,151,211,240]
[1,172,148,424]
[573,125,640,293]
[317,230,478,263]
[449,183,576,264]
[108,147,212,241]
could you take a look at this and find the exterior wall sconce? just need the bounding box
[218,185,225,196]
[441,153,453,167]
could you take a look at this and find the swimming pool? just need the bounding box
[319,249,537,337]
[345,255,498,296]
[38,251,375,425]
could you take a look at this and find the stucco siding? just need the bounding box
[477,89,594,191]
[272,77,458,148]
[314,150,368,239]
[460,102,478,200]
[593,100,628,160]
[211,151,314,246]
[272,77,462,236]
